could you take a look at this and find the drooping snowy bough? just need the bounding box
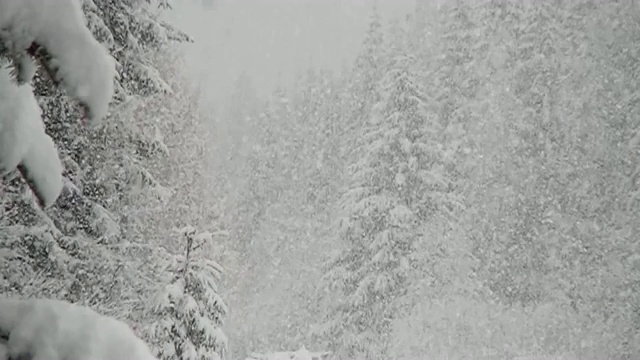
[0,297,158,360]
[0,0,116,207]
[0,67,63,207]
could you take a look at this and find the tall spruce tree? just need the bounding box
[322,48,454,358]
[151,226,228,360]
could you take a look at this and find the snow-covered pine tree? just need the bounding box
[150,226,228,360]
[321,49,452,359]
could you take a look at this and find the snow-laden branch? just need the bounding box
[0,297,157,360]
[0,0,117,207]
[0,0,115,123]
[0,66,62,207]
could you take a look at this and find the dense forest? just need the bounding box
[2,0,640,360]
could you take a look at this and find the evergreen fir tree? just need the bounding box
[151,226,228,360]
[322,50,451,359]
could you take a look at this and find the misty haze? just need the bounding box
[1,1,639,360]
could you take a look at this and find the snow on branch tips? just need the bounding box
[0,0,116,123]
[0,66,62,207]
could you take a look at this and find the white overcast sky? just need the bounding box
[166,0,415,108]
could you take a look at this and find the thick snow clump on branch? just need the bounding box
[0,297,158,360]
[0,66,62,207]
[0,0,116,123]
